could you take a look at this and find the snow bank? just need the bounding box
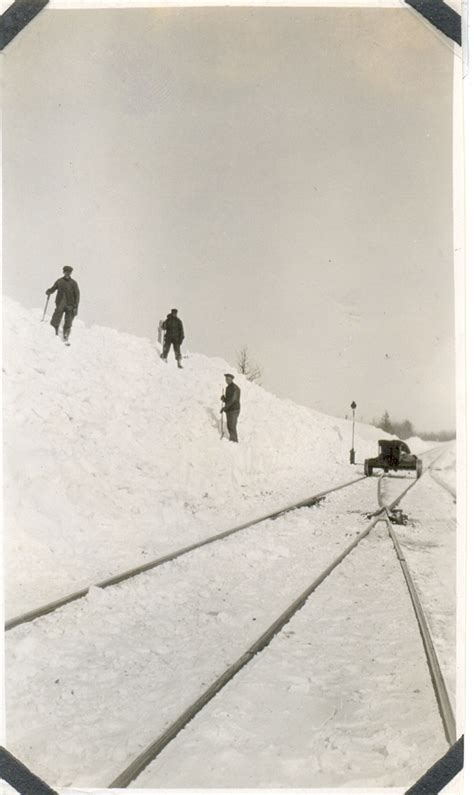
[3,295,383,616]
[405,436,437,454]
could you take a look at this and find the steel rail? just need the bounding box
[419,444,451,459]
[419,444,456,499]
[383,512,456,746]
[108,449,452,787]
[376,472,419,512]
[107,479,419,788]
[371,472,419,515]
[374,447,448,513]
[374,446,457,745]
[429,471,456,501]
[5,475,367,631]
[108,511,385,788]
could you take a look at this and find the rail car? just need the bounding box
[364,439,423,478]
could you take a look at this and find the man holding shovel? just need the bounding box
[45,266,80,343]
[220,373,241,443]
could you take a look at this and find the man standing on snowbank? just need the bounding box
[221,373,241,443]
[45,266,80,342]
[160,308,184,368]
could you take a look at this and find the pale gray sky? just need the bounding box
[2,7,456,431]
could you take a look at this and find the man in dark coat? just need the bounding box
[45,266,80,341]
[220,373,241,442]
[161,308,184,368]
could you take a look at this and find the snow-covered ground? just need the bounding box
[3,295,385,618]
[430,444,457,494]
[392,470,457,709]
[134,524,447,789]
[2,297,457,790]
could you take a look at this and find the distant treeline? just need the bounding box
[415,430,456,442]
[374,411,455,442]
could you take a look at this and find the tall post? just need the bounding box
[350,401,357,464]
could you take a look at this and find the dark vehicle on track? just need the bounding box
[364,439,423,478]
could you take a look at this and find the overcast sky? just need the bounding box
[2,6,456,431]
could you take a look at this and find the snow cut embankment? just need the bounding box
[3,295,383,615]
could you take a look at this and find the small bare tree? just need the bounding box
[236,346,263,384]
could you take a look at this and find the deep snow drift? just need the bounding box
[2,296,457,791]
[3,295,388,617]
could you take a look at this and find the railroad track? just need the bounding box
[6,446,444,633]
[374,447,456,746]
[107,446,454,788]
[382,510,456,746]
[5,475,368,631]
[429,470,457,500]
[421,443,457,500]
[6,443,454,788]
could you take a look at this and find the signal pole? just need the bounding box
[350,401,357,464]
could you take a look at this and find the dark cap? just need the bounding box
[63,266,73,273]
[224,373,234,379]
[171,308,178,314]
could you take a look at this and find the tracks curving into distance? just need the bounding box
[6,443,453,789]
[422,443,457,501]
[5,476,367,631]
[376,445,456,746]
[383,510,456,745]
[7,447,444,631]
[108,447,451,788]
[429,470,456,501]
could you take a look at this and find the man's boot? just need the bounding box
[177,360,183,369]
